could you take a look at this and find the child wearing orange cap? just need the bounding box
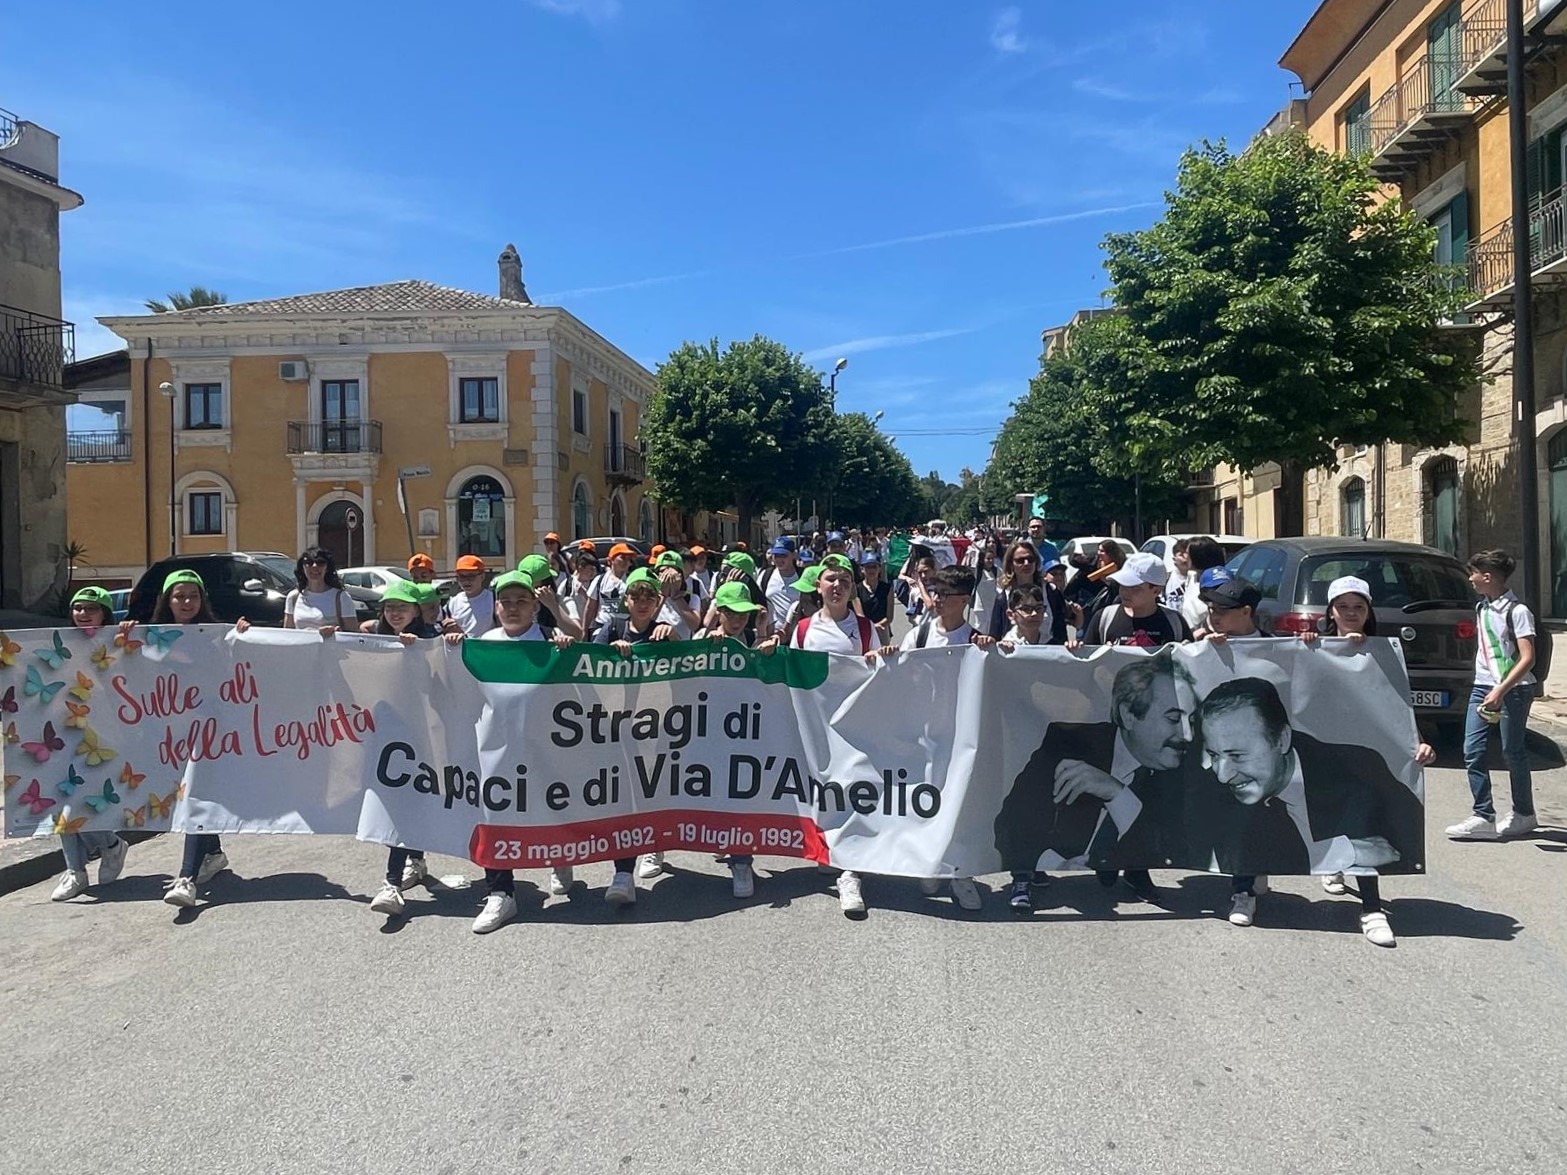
[444,555,496,636]
[406,553,435,584]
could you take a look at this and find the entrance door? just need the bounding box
[1550,433,1567,617]
[317,499,359,568]
[1427,457,1460,556]
[1428,2,1462,113]
[321,380,361,453]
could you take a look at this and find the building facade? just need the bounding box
[1280,0,1567,614]
[69,252,655,583]
[0,107,81,609]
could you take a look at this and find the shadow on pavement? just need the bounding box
[1423,726,1564,770]
[164,870,365,923]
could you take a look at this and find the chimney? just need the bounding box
[498,243,530,303]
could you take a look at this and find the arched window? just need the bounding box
[572,481,592,541]
[458,475,505,560]
[1424,456,1460,556]
[609,492,625,536]
[638,498,654,544]
[1340,477,1366,537]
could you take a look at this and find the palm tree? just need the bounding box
[144,286,228,313]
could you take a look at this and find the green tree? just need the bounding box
[829,412,926,528]
[643,336,836,538]
[985,314,1186,534]
[1101,132,1478,532]
[144,286,228,313]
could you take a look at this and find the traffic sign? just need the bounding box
[345,508,360,530]
[399,465,432,479]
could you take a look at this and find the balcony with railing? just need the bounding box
[1464,190,1567,308]
[66,430,132,463]
[0,303,75,390]
[1454,0,1567,97]
[286,419,383,455]
[1365,43,1482,180]
[604,443,646,486]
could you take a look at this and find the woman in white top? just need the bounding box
[284,546,354,635]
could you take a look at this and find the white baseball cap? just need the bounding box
[1326,575,1373,605]
[1109,552,1167,588]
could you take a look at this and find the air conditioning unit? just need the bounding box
[279,361,308,381]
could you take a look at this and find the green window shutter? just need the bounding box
[1528,138,1545,205]
[1449,190,1469,256]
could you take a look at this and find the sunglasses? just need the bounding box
[1012,555,1037,564]
[1011,604,1044,615]
[302,558,327,567]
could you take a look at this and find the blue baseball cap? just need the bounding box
[1037,540,1060,565]
[798,548,816,564]
[768,537,796,556]
[1199,566,1234,590]
[827,531,845,543]
[859,551,882,565]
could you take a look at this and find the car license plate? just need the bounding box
[1410,690,1449,708]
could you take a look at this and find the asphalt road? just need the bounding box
[1,730,1564,1175]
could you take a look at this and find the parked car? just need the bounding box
[339,565,413,596]
[106,588,131,622]
[576,537,653,561]
[1223,537,1477,735]
[126,552,376,627]
[1140,533,1254,574]
[1058,536,1137,564]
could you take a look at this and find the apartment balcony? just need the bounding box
[66,430,132,463]
[1454,0,1567,98]
[286,419,383,482]
[1365,52,1481,182]
[604,443,645,486]
[0,302,75,398]
[1464,190,1567,309]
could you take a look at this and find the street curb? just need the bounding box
[0,831,161,899]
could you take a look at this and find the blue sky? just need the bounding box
[5,0,1319,481]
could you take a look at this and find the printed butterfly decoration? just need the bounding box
[90,644,116,671]
[76,726,116,767]
[118,761,145,791]
[35,630,72,670]
[3,721,17,745]
[3,771,19,791]
[52,811,88,836]
[0,685,16,714]
[0,631,19,667]
[146,788,178,820]
[84,779,121,814]
[16,780,55,815]
[20,721,64,763]
[63,700,91,729]
[68,671,93,702]
[122,805,147,829]
[141,627,184,655]
[113,628,143,655]
[24,665,64,704]
[56,763,85,796]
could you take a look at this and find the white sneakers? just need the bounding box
[1321,872,1348,896]
[837,871,866,919]
[1361,912,1396,947]
[50,870,88,902]
[195,851,229,885]
[370,882,406,916]
[731,861,755,899]
[948,877,983,911]
[1497,812,1539,838]
[1228,892,1257,927]
[399,856,429,889]
[606,872,637,906]
[472,893,517,934]
[98,838,128,886]
[1446,814,1499,840]
[163,877,198,908]
[637,852,665,880]
[548,866,574,896]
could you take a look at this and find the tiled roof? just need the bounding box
[157,279,534,317]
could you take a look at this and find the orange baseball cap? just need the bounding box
[650,544,667,559]
[455,554,487,572]
[407,553,434,570]
[577,539,596,552]
[690,545,706,556]
[607,543,636,560]
[544,532,560,543]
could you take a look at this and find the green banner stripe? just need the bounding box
[461,638,830,688]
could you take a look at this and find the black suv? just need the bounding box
[126,552,376,627]
[1223,537,1477,735]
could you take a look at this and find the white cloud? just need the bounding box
[990,7,1028,55]
[529,0,622,22]
[800,202,1162,259]
[800,328,975,364]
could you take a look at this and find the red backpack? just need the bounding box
[793,613,874,653]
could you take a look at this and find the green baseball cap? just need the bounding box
[517,554,553,583]
[408,582,440,605]
[70,586,115,612]
[492,570,537,596]
[381,581,422,606]
[624,567,661,593]
[796,565,825,594]
[162,569,205,593]
[654,550,684,570]
[820,553,854,573]
[722,551,757,577]
[712,581,762,613]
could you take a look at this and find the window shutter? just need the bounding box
[1449,190,1469,257]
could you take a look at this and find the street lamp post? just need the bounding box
[158,381,177,556]
[829,356,847,399]
[1507,0,1542,609]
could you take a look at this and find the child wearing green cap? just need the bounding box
[592,567,676,905]
[47,588,133,902]
[652,551,703,639]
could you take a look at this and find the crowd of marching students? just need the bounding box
[36,520,1539,949]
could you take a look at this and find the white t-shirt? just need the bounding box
[791,610,867,654]
[900,619,973,650]
[479,623,543,642]
[763,568,801,631]
[590,570,629,629]
[285,587,353,631]
[446,589,496,637]
[1002,624,1046,645]
[562,576,596,627]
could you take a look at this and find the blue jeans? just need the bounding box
[1463,682,1535,820]
[61,831,122,874]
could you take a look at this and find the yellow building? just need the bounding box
[1279,0,1567,614]
[70,248,655,582]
